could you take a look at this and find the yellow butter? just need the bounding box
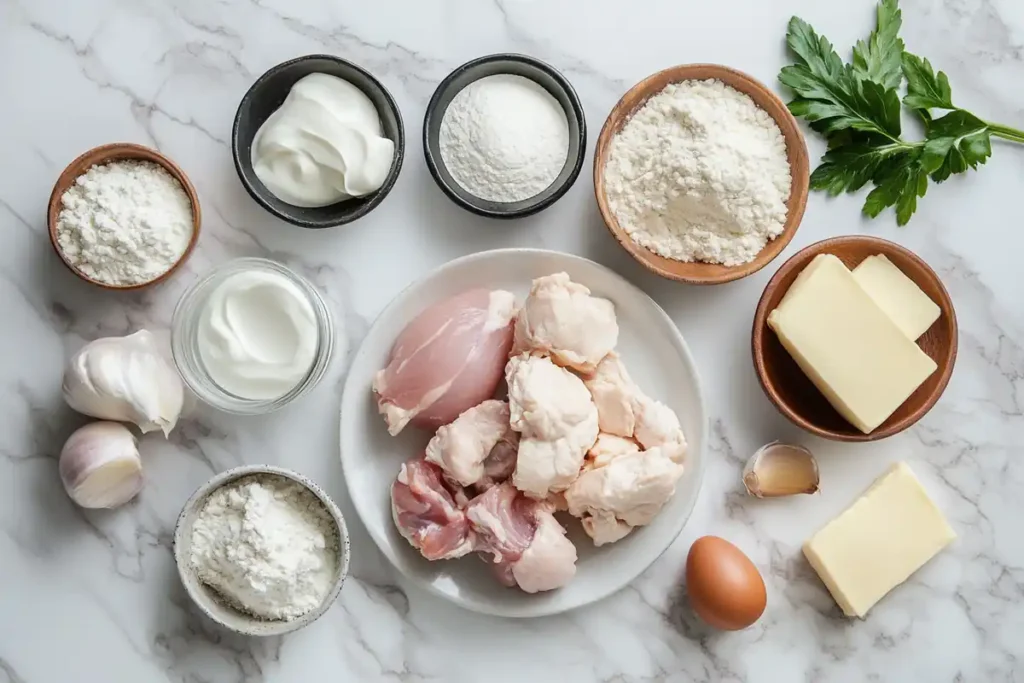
[767,254,937,434]
[803,462,956,618]
[853,254,940,340]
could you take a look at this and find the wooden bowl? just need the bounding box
[48,143,201,290]
[594,64,809,285]
[752,236,958,442]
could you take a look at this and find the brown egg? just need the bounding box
[685,536,766,630]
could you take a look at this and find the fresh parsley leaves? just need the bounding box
[779,0,1023,225]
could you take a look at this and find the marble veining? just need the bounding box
[1,0,1022,680]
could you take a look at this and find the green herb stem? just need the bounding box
[985,121,1024,144]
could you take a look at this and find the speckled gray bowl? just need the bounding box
[173,465,350,636]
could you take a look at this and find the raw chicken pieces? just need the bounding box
[381,271,690,591]
[374,289,516,435]
[391,458,475,560]
[585,354,687,463]
[565,446,685,546]
[466,483,577,593]
[426,400,512,487]
[506,354,599,499]
[584,352,638,437]
[513,273,618,373]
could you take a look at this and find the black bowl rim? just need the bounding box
[422,53,587,220]
[232,54,406,229]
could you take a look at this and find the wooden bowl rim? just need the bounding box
[593,63,809,285]
[47,142,202,291]
[751,235,959,442]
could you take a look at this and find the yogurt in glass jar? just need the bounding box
[172,258,335,413]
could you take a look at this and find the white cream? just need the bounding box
[251,72,395,207]
[197,270,318,400]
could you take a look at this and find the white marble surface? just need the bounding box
[2,0,1022,680]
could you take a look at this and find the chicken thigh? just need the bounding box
[374,289,516,435]
[425,400,512,487]
[565,446,685,546]
[513,273,618,374]
[391,457,475,560]
[465,483,577,593]
[506,354,599,499]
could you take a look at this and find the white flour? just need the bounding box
[189,475,337,621]
[604,79,792,266]
[439,74,569,203]
[56,160,192,285]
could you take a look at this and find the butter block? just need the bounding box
[853,254,940,340]
[768,254,937,434]
[803,462,956,618]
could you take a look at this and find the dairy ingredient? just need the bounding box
[852,254,940,340]
[252,73,395,207]
[604,79,792,266]
[767,254,937,434]
[197,270,318,400]
[56,160,192,285]
[190,475,338,621]
[803,462,956,618]
[439,74,569,203]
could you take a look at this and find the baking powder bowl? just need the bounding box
[423,53,587,219]
[173,465,351,637]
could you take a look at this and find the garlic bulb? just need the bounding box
[62,330,184,436]
[743,442,820,498]
[59,422,143,509]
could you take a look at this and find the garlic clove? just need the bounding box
[743,442,819,498]
[62,330,184,436]
[59,422,143,509]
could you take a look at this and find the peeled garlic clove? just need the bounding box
[62,330,184,436]
[59,422,143,509]
[743,442,819,498]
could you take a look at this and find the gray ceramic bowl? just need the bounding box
[232,54,405,229]
[423,54,586,219]
[173,465,351,636]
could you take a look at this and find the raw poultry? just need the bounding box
[513,272,618,373]
[374,288,516,435]
[506,353,599,499]
[425,399,515,487]
[465,482,577,593]
[391,457,475,560]
[565,446,685,546]
[382,275,689,592]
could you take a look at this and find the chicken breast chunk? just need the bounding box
[583,353,638,437]
[565,446,685,546]
[513,273,618,374]
[425,400,512,487]
[506,354,599,499]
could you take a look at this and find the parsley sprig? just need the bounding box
[779,0,1024,225]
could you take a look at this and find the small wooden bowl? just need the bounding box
[48,143,201,290]
[752,236,958,442]
[594,64,809,285]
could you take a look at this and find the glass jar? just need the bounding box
[171,257,334,414]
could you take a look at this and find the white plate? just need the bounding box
[339,249,707,617]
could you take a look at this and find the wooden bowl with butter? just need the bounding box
[752,236,957,442]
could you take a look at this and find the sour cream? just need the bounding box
[197,270,318,400]
[251,72,395,207]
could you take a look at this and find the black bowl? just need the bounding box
[232,55,405,229]
[423,54,586,219]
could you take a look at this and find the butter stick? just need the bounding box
[803,462,956,618]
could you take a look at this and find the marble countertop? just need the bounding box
[2,0,1023,681]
